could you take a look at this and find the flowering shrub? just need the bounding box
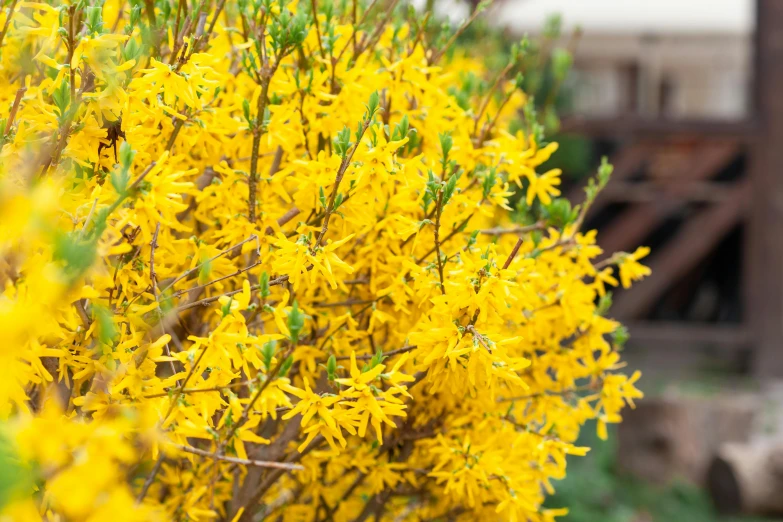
[0,0,648,521]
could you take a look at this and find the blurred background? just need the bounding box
[419,0,783,520]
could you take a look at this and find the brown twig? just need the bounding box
[496,383,594,403]
[480,222,544,236]
[172,443,305,471]
[309,0,327,60]
[171,261,262,299]
[466,325,491,352]
[249,76,273,223]
[414,213,474,264]
[0,0,18,50]
[143,380,252,399]
[312,298,376,309]
[3,86,25,138]
[315,118,371,247]
[433,191,446,294]
[150,222,179,380]
[473,62,513,137]
[235,435,325,522]
[334,344,417,361]
[160,235,258,294]
[136,453,165,503]
[429,2,490,64]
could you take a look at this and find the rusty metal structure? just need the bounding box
[560,0,781,376]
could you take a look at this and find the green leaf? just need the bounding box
[543,198,575,228]
[334,126,352,158]
[84,5,103,33]
[0,430,32,511]
[365,91,380,120]
[51,80,71,119]
[326,354,337,381]
[242,99,252,127]
[278,355,294,377]
[438,132,453,163]
[481,167,497,199]
[260,271,271,298]
[319,186,327,210]
[53,231,96,281]
[287,300,305,344]
[198,258,212,285]
[93,304,117,346]
[611,325,629,347]
[552,48,573,81]
[110,169,130,196]
[596,292,613,317]
[118,141,135,171]
[221,296,234,317]
[391,114,409,141]
[369,347,383,369]
[261,340,276,371]
[442,171,459,206]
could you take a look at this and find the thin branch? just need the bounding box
[234,435,325,522]
[315,119,371,247]
[171,261,262,299]
[160,235,258,294]
[249,76,273,223]
[136,453,165,503]
[473,62,513,137]
[466,325,491,352]
[171,275,287,313]
[334,344,417,361]
[433,191,446,294]
[143,380,251,399]
[429,2,490,64]
[496,384,594,403]
[2,86,25,138]
[309,0,327,60]
[593,252,623,271]
[502,237,524,270]
[348,0,400,63]
[222,344,294,444]
[311,298,376,309]
[481,222,544,236]
[160,339,211,423]
[414,213,474,264]
[79,198,98,238]
[0,0,19,50]
[265,205,300,235]
[150,222,179,381]
[172,443,304,471]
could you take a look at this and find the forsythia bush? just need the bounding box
[0,0,650,520]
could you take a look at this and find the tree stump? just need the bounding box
[707,440,783,515]
[706,381,783,515]
[617,393,757,484]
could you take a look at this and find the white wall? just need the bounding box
[494,0,754,35]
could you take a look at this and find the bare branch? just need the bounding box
[172,443,304,471]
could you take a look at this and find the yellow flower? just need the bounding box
[0,3,649,520]
[526,168,562,206]
[619,246,652,288]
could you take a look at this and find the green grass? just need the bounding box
[546,423,774,522]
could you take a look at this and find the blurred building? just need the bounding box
[495,0,754,120]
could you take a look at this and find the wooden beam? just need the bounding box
[566,141,651,212]
[748,0,783,376]
[561,116,758,141]
[613,181,750,319]
[625,322,750,350]
[601,181,737,203]
[597,143,740,256]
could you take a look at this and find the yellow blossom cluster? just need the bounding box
[0,0,648,521]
